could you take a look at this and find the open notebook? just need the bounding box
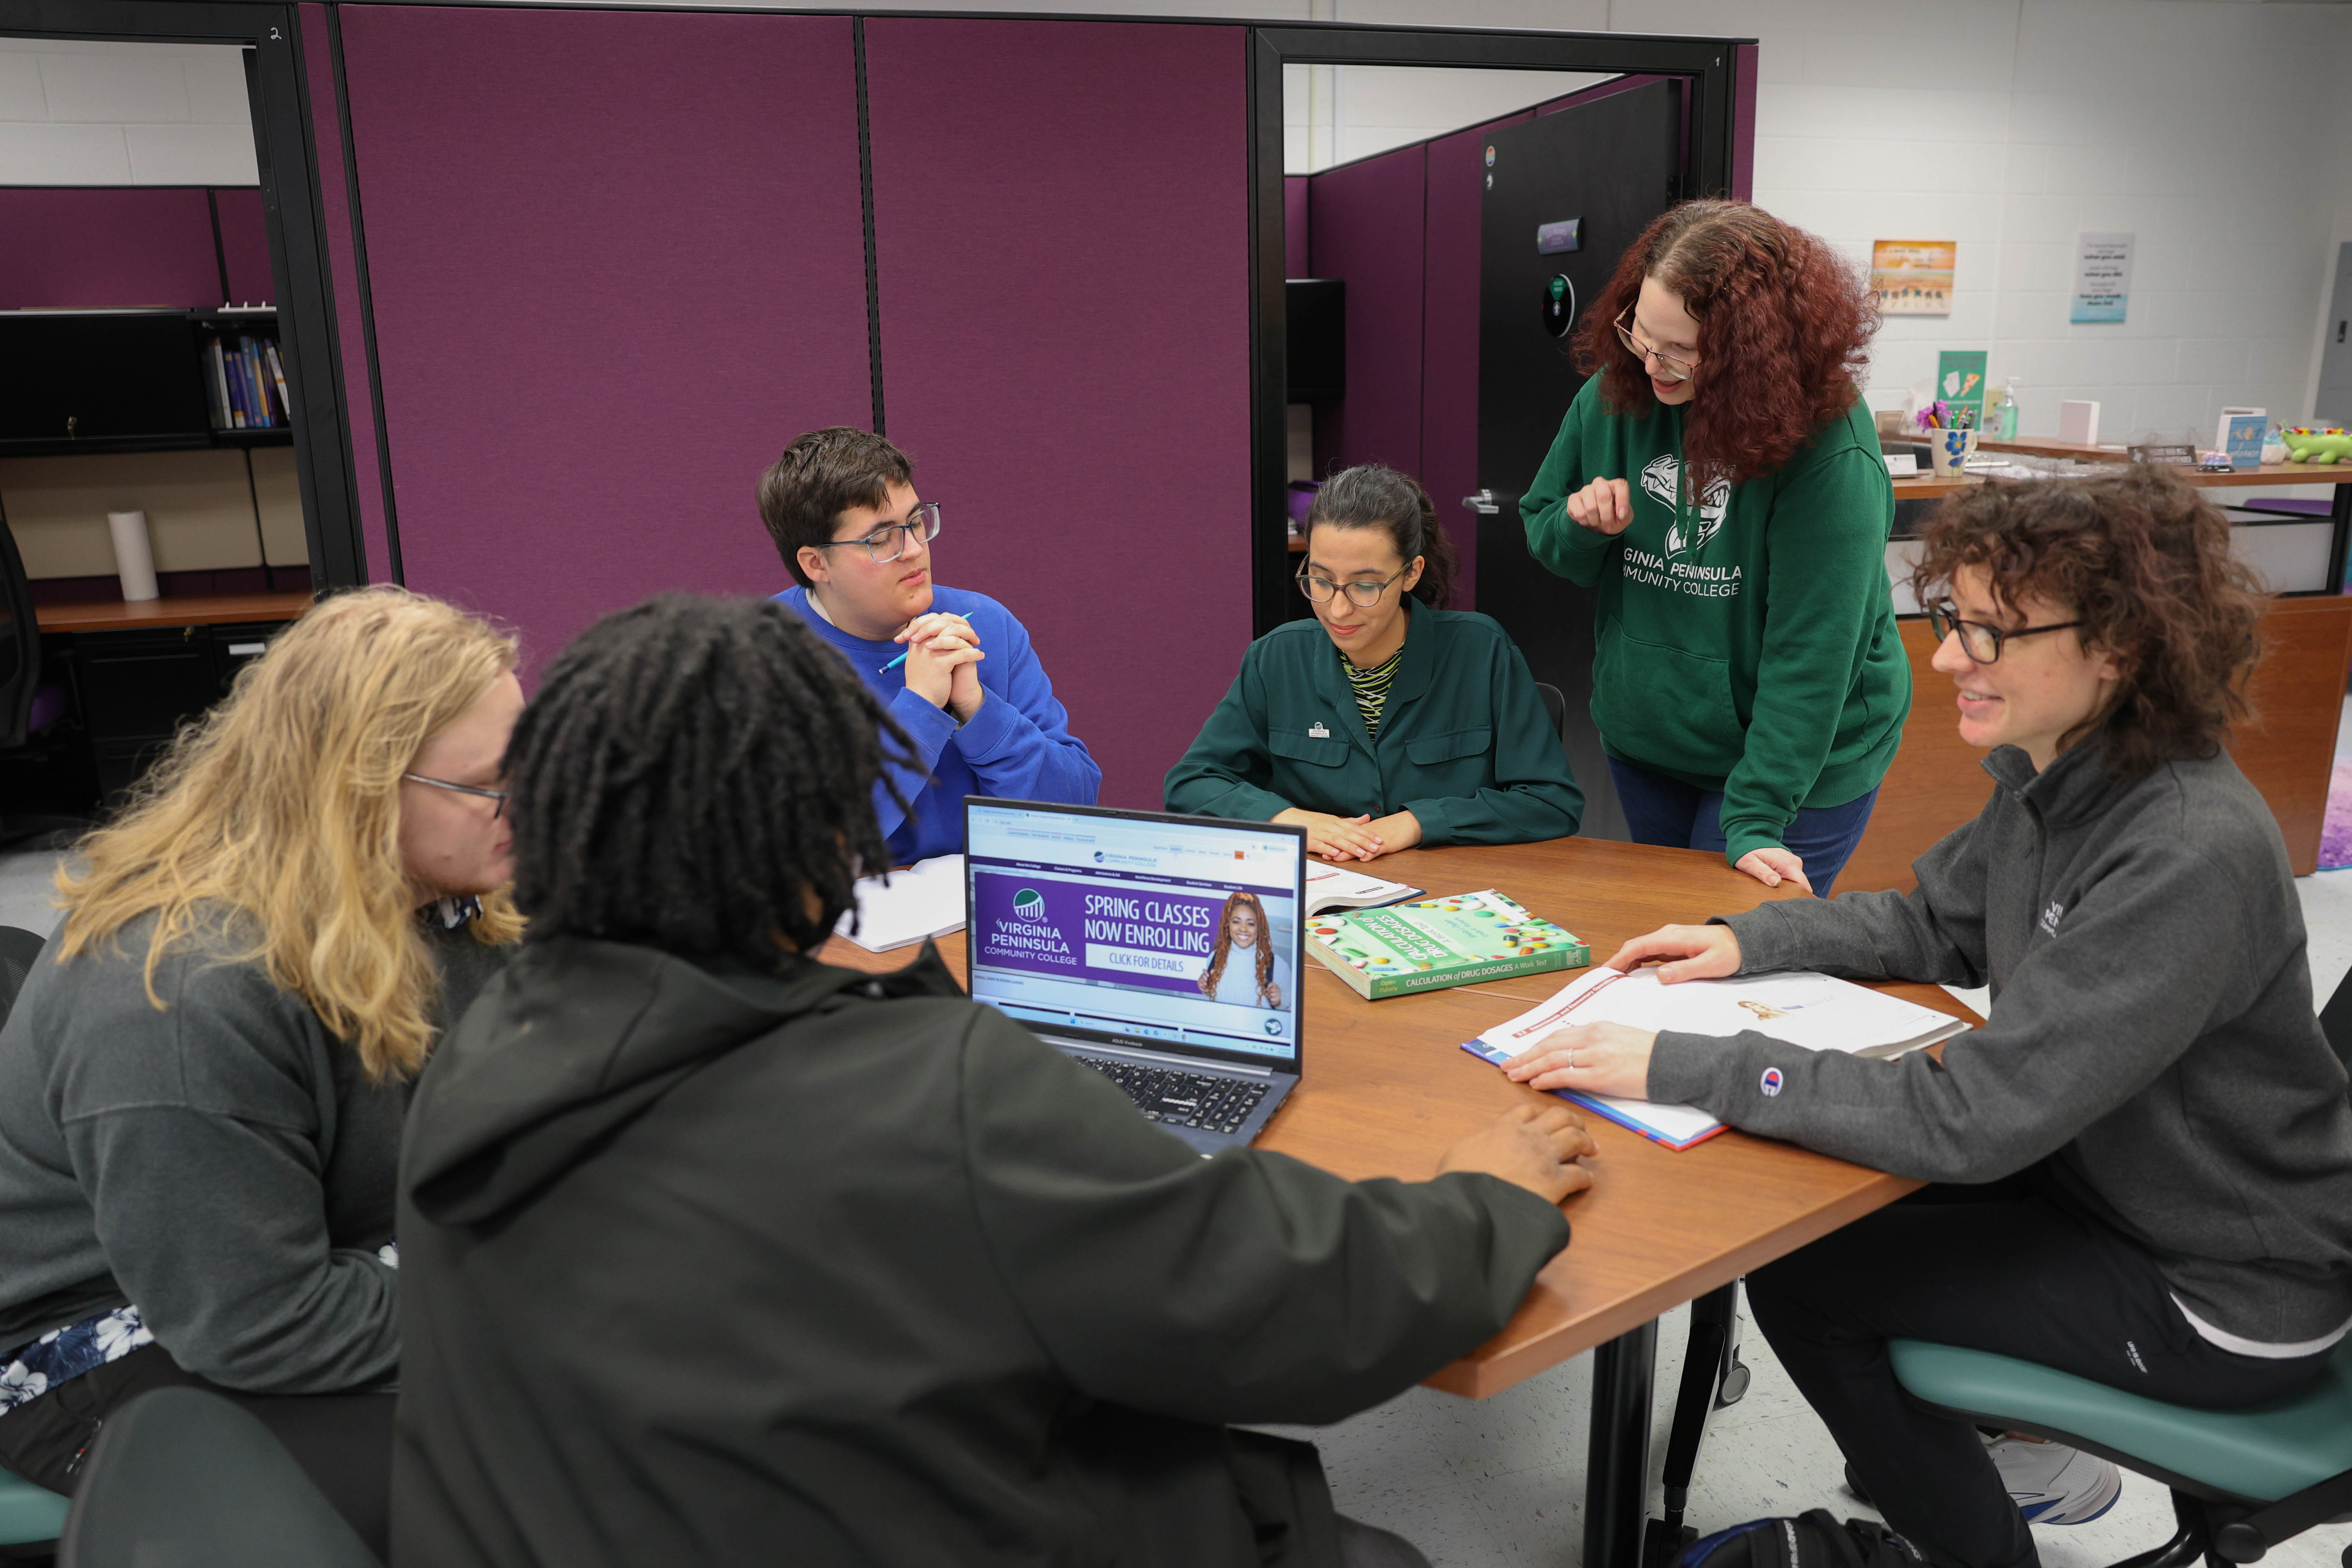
[1462,966,1972,1150]
[833,856,966,953]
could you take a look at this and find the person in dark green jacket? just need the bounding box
[1520,200,1909,897]
[1166,464,1582,862]
[393,594,1597,1568]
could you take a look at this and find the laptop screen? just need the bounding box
[964,799,1306,1068]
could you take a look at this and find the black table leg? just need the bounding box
[1584,1319,1659,1568]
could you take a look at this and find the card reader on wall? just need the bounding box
[1285,279,1346,404]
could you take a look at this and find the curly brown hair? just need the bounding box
[1909,466,2268,779]
[1576,200,1876,489]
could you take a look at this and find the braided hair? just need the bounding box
[503,594,912,964]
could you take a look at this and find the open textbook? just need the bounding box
[1303,863,1421,915]
[834,855,967,953]
[1461,965,1973,1150]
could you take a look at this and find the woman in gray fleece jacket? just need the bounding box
[1508,468,2352,1568]
[0,588,522,1555]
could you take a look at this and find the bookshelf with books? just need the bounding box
[0,306,295,458]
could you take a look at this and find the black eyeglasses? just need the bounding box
[403,773,508,819]
[1614,305,1697,384]
[1924,602,2085,664]
[1296,566,1411,608]
[812,502,942,565]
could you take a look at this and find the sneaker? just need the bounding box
[1984,1434,2122,1525]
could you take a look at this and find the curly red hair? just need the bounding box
[1575,200,1876,488]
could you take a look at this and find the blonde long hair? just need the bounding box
[55,587,522,1081]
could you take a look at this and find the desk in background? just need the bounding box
[823,835,1981,1568]
[22,590,314,810]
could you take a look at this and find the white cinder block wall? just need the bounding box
[0,37,257,185]
[8,2,2352,437]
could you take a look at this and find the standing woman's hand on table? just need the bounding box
[1565,477,1634,536]
[1734,846,1813,894]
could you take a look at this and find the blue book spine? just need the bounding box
[224,338,249,427]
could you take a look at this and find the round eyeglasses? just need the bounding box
[1296,567,1410,608]
[1924,602,2085,664]
[1615,306,1697,384]
[812,502,942,565]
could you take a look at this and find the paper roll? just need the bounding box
[106,511,159,602]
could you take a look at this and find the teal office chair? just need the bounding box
[1888,1337,2352,1567]
[0,1464,69,1556]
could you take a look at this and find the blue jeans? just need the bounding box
[1605,757,1880,898]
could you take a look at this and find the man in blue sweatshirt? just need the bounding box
[757,428,1099,862]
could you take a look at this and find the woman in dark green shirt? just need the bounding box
[1166,465,1581,862]
[1520,201,1908,897]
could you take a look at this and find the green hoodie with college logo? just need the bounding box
[1519,379,1910,867]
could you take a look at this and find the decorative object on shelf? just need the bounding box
[1993,378,2020,440]
[2058,399,2101,447]
[1912,399,1953,432]
[1935,351,1988,428]
[1870,239,1954,315]
[2279,426,2352,465]
[2196,451,2235,472]
[2263,425,2290,465]
[105,510,159,602]
[2215,408,2266,470]
[2070,232,2133,323]
[2127,442,2198,467]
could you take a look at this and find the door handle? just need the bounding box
[1462,490,1500,515]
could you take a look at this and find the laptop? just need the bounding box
[963,798,1306,1156]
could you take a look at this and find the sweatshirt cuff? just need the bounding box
[1713,904,1804,975]
[951,686,1026,763]
[1719,820,1788,870]
[1400,796,1453,846]
[1646,1029,1732,1106]
[888,687,959,768]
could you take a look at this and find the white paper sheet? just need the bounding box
[834,855,966,953]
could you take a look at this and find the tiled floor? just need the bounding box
[7,709,2352,1566]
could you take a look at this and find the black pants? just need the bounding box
[1747,1176,2334,1568]
[0,1343,393,1560]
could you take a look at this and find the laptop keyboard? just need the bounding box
[1076,1057,1269,1136]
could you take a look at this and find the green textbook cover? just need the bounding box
[1304,889,1588,1000]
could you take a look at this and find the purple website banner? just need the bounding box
[972,869,1242,997]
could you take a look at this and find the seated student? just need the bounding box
[391,594,1594,1568]
[1164,463,1581,862]
[1506,468,2352,1568]
[0,587,521,1554]
[757,426,1099,862]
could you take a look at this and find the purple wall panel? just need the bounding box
[213,187,273,304]
[1422,112,1530,610]
[863,18,1251,812]
[336,5,871,672]
[1732,46,1758,201]
[0,188,217,309]
[1284,175,1308,279]
[1307,143,1425,484]
[301,2,394,585]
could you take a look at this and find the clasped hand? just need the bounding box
[897,612,985,722]
[1272,808,1422,862]
[1500,923,1742,1099]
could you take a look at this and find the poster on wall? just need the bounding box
[1936,350,1990,429]
[1871,239,1955,315]
[2070,233,2133,323]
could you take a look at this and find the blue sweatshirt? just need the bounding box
[777,585,1101,863]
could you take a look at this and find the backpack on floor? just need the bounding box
[1680,1509,1929,1568]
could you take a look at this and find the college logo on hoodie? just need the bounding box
[1641,454,1731,559]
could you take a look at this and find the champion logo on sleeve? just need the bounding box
[2039,900,2064,937]
[1759,1067,1784,1097]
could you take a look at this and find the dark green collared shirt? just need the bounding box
[1163,601,1583,847]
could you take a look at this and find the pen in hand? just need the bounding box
[879,651,908,673]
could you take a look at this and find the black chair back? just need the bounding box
[0,515,40,753]
[58,1388,380,1568]
[0,926,43,1031]
[1534,682,1568,746]
[2319,964,2352,1081]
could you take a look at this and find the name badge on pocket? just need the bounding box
[1308,722,1330,738]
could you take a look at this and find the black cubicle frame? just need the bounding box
[0,1,366,594]
[1246,24,1754,635]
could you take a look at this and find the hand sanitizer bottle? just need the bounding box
[1994,379,2020,440]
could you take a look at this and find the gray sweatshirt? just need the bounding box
[0,907,505,1392]
[1650,741,2352,1348]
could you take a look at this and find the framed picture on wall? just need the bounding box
[1871,239,1954,315]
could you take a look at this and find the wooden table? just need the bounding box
[823,836,1979,1568]
[33,588,315,633]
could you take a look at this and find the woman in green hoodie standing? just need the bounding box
[1521,200,1908,896]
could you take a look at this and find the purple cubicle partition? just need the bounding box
[332,3,872,672]
[1308,145,1426,494]
[863,17,1251,811]
[1284,175,1309,279]
[0,188,220,309]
